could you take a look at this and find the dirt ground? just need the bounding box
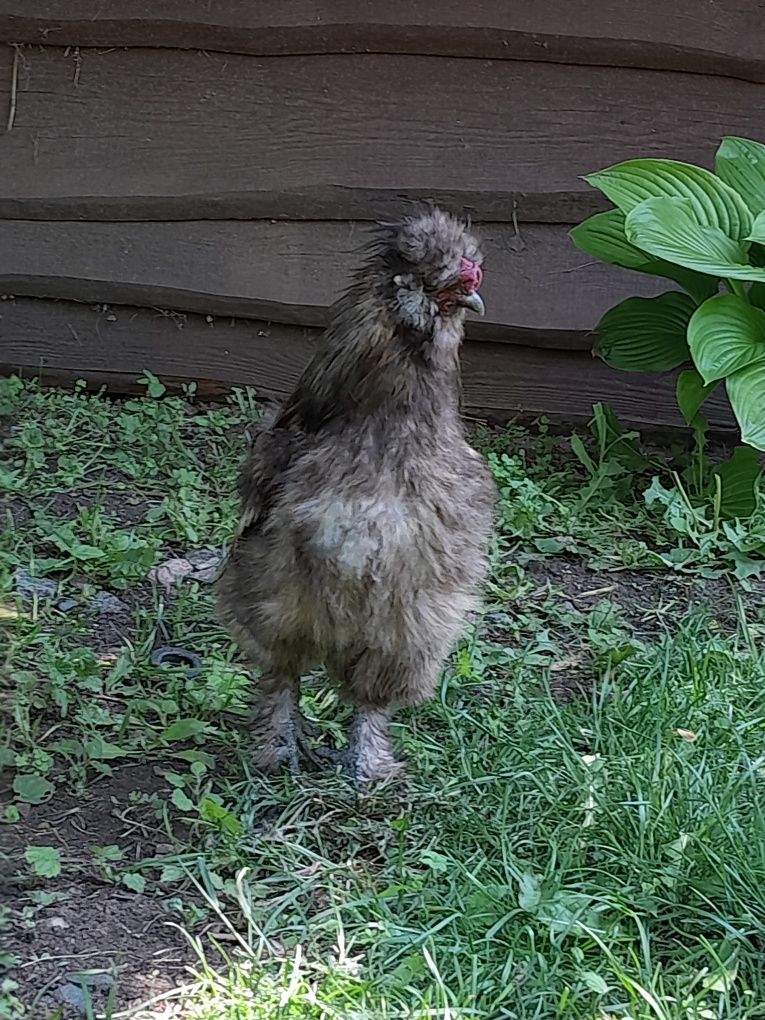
[0,764,198,1018]
[3,393,762,1017]
[3,551,756,1017]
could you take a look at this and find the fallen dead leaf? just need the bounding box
[550,654,583,673]
[149,557,194,593]
[0,604,27,620]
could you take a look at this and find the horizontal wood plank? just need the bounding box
[0,297,736,429]
[1,46,763,222]
[1,2,764,82]
[0,219,669,343]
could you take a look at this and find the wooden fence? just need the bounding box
[1,2,762,426]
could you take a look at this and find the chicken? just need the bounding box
[216,207,497,785]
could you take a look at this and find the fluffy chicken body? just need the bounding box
[217,208,497,783]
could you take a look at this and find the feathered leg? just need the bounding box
[247,674,337,771]
[217,584,322,772]
[332,649,439,786]
[334,644,448,787]
[249,674,301,773]
[348,707,404,786]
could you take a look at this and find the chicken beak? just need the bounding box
[457,291,485,316]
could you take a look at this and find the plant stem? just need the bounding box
[725,279,748,300]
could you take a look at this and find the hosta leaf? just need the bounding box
[584,159,752,239]
[643,263,720,305]
[570,209,649,268]
[747,209,765,244]
[594,293,693,371]
[726,361,765,450]
[715,136,765,216]
[676,369,718,425]
[625,198,765,281]
[570,210,718,304]
[687,295,765,384]
[749,282,765,310]
[713,446,761,519]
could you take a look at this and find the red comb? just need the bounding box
[459,257,482,291]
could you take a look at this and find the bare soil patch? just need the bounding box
[1,765,198,1018]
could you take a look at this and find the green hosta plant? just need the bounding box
[571,137,765,517]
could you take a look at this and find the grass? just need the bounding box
[2,375,765,1019]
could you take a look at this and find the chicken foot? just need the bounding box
[245,678,338,772]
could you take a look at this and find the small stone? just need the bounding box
[70,972,114,989]
[186,549,223,583]
[89,591,129,615]
[57,598,79,613]
[105,312,117,322]
[13,569,57,601]
[192,564,219,583]
[57,983,87,1011]
[57,973,114,1010]
[43,916,70,930]
[186,549,222,569]
[483,612,511,628]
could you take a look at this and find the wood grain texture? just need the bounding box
[1,1,764,82]
[1,46,764,222]
[0,298,736,429]
[0,218,670,344]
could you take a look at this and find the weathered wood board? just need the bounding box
[2,2,764,82]
[0,219,669,343]
[1,46,763,222]
[0,298,736,429]
[0,6,758,428]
